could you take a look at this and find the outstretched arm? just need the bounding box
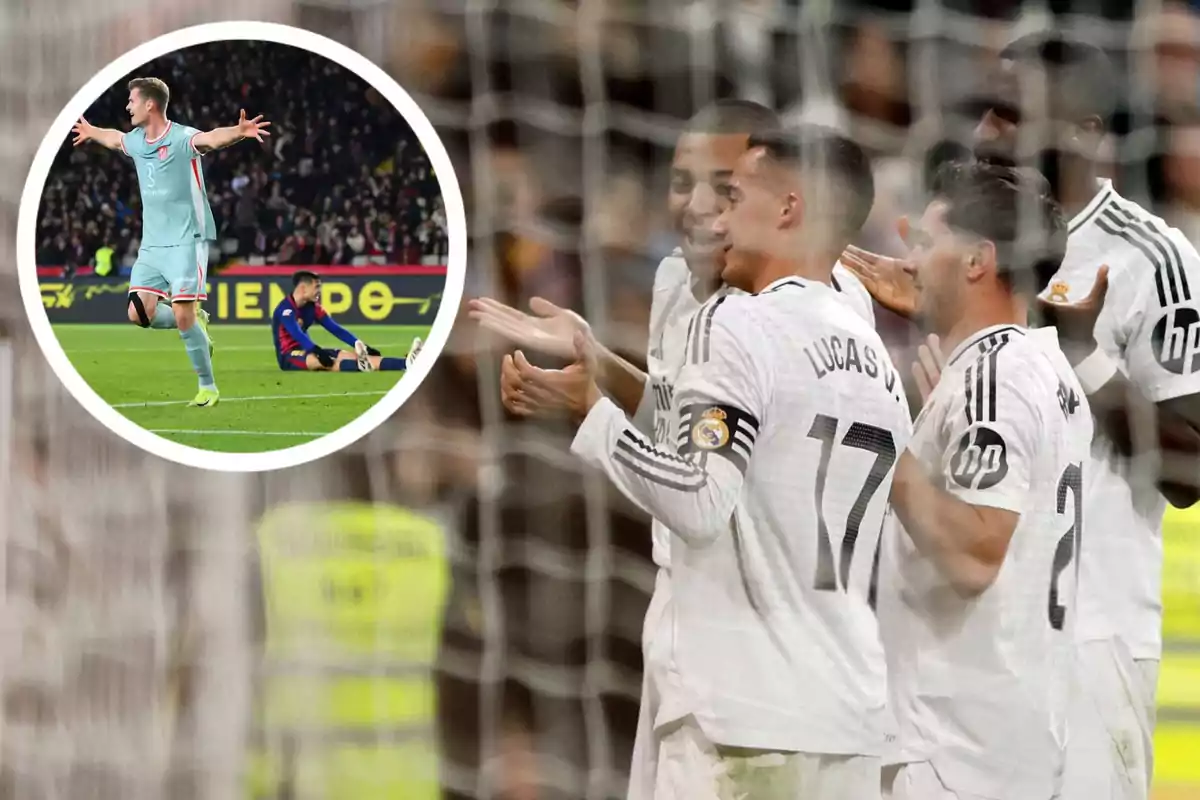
[316,312,360,348]
[71,118,124,151]
[190,109,271,154]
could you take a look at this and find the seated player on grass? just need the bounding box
[271,270,421,372]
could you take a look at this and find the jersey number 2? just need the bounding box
[1048,463,1083,631]
[808,414,897,598]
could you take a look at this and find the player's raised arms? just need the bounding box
[190,109,271,154]
[71,117,124,150]
[72,109,270,155]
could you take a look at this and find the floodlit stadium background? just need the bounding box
[1,1,1199,799]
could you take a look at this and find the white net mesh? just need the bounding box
[0,271,254,800]
[3,1,1200,799]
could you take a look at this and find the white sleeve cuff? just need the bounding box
[1141,370,1200,403]
[1075,348,1119,395]
[571,396,625,467]
[946,485,1026,515]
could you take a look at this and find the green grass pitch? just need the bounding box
[52,323,428,453]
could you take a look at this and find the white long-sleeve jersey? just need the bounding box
[630,252,878,731]
[575,275,910,753]
[1046,181,1200,660]
[635,251,877,571]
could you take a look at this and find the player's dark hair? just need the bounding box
[293,270,321,287]
[127,77,170,113]
[747,125,876,241]
[998,32,1117,132]
[923,139,972,195]
[685,99,780,135]
[931,160,1068,296]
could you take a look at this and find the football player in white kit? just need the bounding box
[470,98,777,798]
[468,102,876,798]
[501,126,909,799]
[877,161,1093,800]
[846,33,1200,800]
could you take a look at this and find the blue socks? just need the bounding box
[180,324,216,390]
[150,303,177,329]
[336,357,406,372]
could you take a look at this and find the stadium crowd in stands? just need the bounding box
[36,40,449,272]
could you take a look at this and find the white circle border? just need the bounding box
[17,21,467,473]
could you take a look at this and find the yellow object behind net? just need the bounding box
[251,501,449,800]
[1157,504,1200,798]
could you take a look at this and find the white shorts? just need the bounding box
[1061,637,1160,800]
[653,716,881,800]
[883,762,994,800]
[627,666,658,800]
[627,569,673,800]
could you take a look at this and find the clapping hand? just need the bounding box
[469,297,591,361]
[499,332,602,422]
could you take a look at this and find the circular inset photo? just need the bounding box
[18,22,465,472]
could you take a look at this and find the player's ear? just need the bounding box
[1073,115,1104,156]
[781,191,802,229]
[965,241,996,283]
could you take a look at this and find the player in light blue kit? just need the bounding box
[71,77,270,407]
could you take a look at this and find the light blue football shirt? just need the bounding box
[122,121,217,247]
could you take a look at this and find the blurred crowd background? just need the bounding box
[3,0,1200,799]
[34,40,450,274]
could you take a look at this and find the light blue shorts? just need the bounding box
[129,242,209,302]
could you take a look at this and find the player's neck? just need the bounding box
[754,249,839,293]
[685,259,723,302]
[291,291,309,307]
[939,296,1028,358]
[1054,157,1103,221]
[144,115,169,140]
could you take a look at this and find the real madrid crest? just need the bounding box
[691,407,730,451]
[1047,280,1070,303]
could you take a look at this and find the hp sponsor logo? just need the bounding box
[950,427,1009,490]
[1152,307,1200,375]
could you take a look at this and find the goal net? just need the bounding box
[3,1,1200,799]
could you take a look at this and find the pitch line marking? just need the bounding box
[148,429,330,437]
[63,341,411,354]
[113,390,388,408]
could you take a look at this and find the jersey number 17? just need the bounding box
[808,414,897,608]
